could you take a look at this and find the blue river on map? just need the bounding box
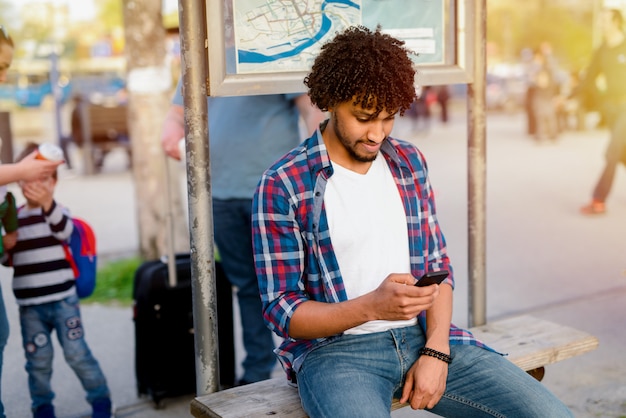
[238,0,360,64]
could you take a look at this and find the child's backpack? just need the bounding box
[63,217,98,298]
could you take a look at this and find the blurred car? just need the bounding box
[0,71,124,108]
[2,73,72,107]
[68,72,126,104]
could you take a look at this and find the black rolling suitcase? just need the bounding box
[133,255,235,406]
[132,156,235,407]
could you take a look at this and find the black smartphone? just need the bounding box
[414,270,449,287]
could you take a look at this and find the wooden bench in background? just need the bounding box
[190,315,598,418]
[71,101,131,174]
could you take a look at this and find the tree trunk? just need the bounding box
[122,0,189,260]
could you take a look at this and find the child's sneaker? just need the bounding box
[92,398,112,418]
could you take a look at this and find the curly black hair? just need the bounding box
[304,26,417,116]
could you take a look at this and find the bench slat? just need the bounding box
[191,379,306,418]
[77,103,130,174]
[87,105,129,138]
[191,315,598,418]
[469,315,598,371]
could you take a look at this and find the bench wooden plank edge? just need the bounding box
[191,315,598,418]
[469,315,599,372]
[191,378,307,418]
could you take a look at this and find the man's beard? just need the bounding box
[332,116,384,163]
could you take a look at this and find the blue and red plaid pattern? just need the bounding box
[252,129,488,379]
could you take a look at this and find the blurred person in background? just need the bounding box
[528,48,561,142]
[525,42,565,142]
[558,70,586,132]
[522,48,538,136]
[523,42,564,137]
[160,78,325,385]
[576,9,626,215]
[404,85,432,133]
[160,3,324,387]
[435,85,450,123]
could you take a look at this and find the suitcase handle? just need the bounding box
[164,153,178,286]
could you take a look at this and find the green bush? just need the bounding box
[82,257,142,306]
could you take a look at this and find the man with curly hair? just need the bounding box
[252,26,572,417]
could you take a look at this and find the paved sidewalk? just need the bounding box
[2,108,625,417]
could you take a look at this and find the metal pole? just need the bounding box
[178,0,219,395]
[49,51,64,149]
[79,99,95,176]
[0,112,13,164]
[467,0,487,328]
[163,155,178,288]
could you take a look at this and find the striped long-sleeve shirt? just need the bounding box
[252,127,490,380]
[8,201,76,306]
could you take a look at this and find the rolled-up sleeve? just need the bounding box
[252,173,310,339]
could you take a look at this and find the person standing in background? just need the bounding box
[528,49,560,142]
[435,85,450,123]
[160,78,324,384]
[576,9,626,215]
[523,42,564,138]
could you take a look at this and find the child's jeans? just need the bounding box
[19,294,110,411]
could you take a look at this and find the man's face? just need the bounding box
[325,99,397,169]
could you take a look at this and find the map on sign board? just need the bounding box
[233,0,445,75]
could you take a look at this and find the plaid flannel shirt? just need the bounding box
[252,128,488,380]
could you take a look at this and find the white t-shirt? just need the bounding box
[325,154,417,334]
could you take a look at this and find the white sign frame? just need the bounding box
[205,0,475,97]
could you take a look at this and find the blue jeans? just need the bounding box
[0,285,9,418]
[592,102,626,202]
[213,198,276,383]
[19,295,110,411]
[296,326,573,418]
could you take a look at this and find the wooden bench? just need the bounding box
[190,315,598,418]
[71,101,131,174]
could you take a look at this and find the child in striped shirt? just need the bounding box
[5,142,112,418]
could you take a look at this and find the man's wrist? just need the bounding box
[419,347,452,364]
[423,333,450,355]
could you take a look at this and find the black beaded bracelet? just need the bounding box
[419,347,452,364]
